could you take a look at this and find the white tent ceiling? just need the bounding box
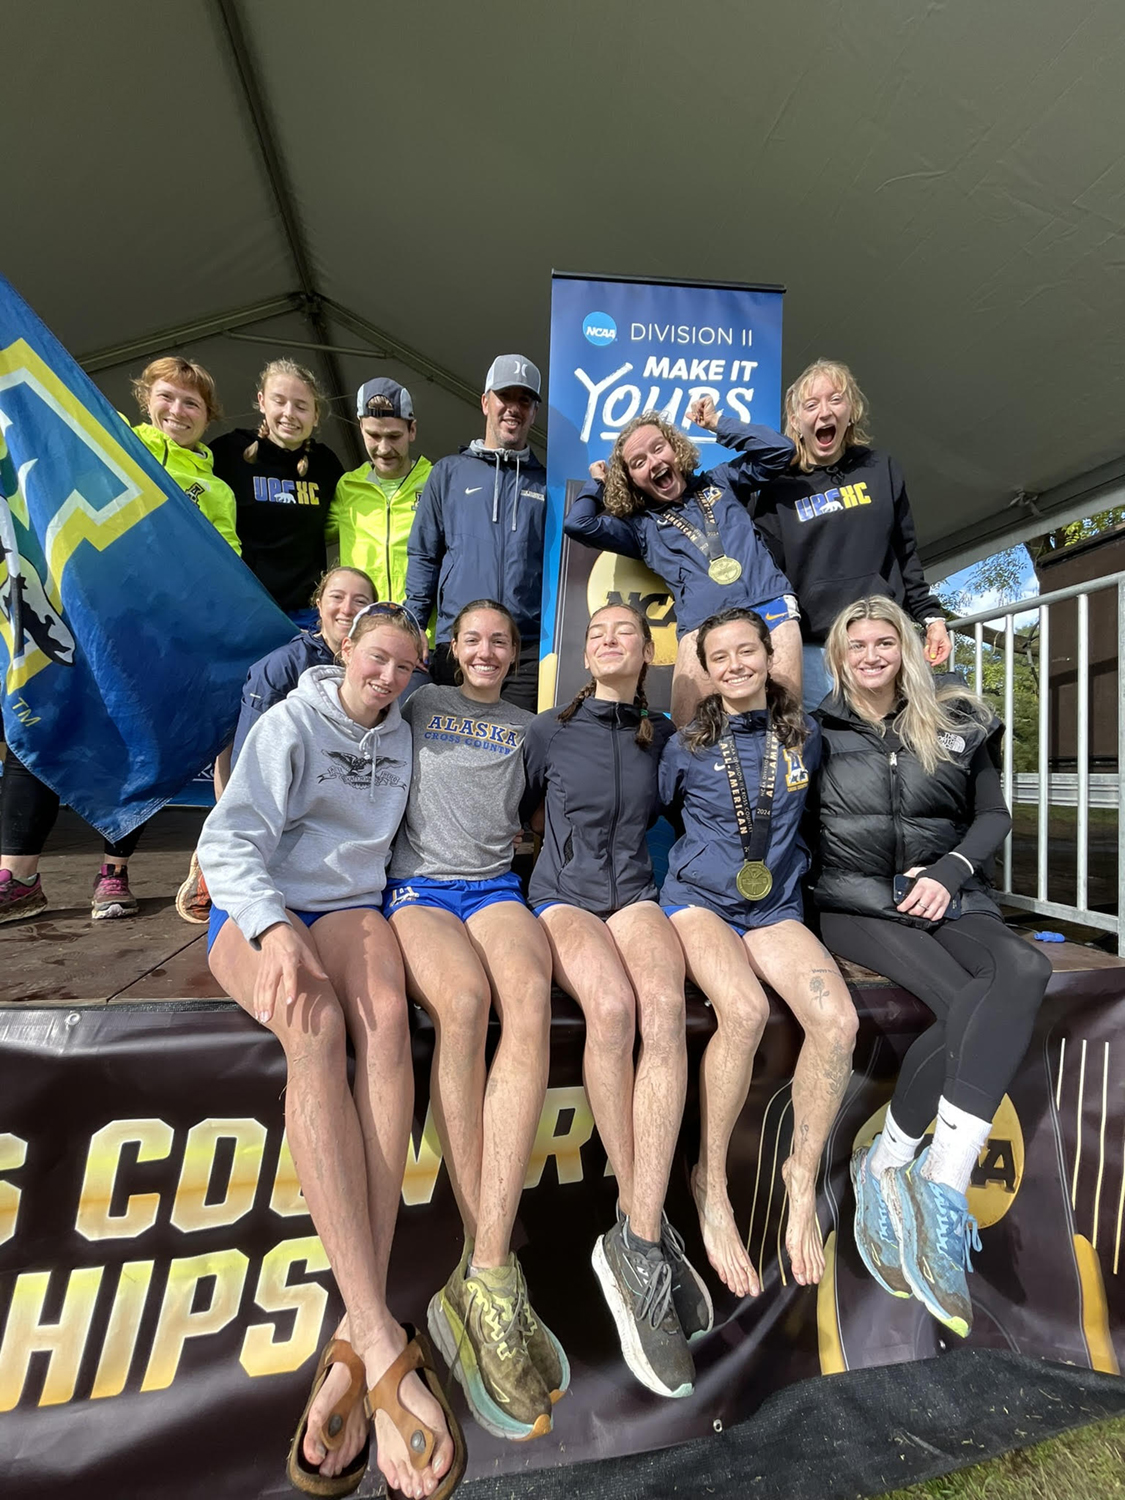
[8,0,1125,577]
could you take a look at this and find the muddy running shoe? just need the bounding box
[427,1255,553,1442]
[175,850,211,924]
[91,864,138,920]
[511,1255,570,1404]
[851,1140,912,1299]
[593,1218,694,1398]
[0,870,47,925]
[616,1204,713,1340]
[885,1148,982,1338]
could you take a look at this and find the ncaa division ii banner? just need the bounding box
[540,273,784,710]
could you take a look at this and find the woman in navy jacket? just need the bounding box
[523,604,710,1403]
[659,608,857,1297]
[564,396,799,724]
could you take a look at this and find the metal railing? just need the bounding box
[950,569,1125,953]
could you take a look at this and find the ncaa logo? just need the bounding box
[583,311,617,347]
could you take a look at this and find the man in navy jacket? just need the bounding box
[405,355,547,711]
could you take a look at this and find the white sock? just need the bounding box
[921,1098,991,1197]
[869,1108,923,1177]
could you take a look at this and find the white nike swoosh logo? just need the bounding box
[466,486,483,494]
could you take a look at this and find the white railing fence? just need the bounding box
[950,570,1125,954]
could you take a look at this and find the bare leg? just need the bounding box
[541,904,638,1214]
[670,908,769,1297]
[672,630,709,728]
[768,618,802,701]
[742,921,857,1287]
[465,901,553,1268]
[608,902,688,1241]
[391,907,490,1240]
[212,742,234,800]
[1,856,39,879]
[209,912,452,1498]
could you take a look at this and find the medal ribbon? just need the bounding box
[718,722,780,867]
[655,487,727,565]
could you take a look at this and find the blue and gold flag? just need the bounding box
[0,275,293,840]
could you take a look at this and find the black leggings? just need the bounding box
[0,749,145,860]
[819,910,1052,1136]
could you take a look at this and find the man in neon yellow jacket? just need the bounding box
[130,356,241,553]
[327,378,433,639]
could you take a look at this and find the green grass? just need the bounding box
[875,1414,1125,1499]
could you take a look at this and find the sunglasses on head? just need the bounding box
[347,601,424,640]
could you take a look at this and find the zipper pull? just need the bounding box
[889,751,898,767]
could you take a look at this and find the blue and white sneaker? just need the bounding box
[884,1148,982,1338]
[850,1140,912,1299]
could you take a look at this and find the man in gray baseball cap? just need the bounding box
[405,353,547,711]
[326,377,433,616]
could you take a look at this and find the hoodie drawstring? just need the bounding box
[512,456,521,530]
[491,452,501,524]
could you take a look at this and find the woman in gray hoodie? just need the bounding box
[197,604,464,1500]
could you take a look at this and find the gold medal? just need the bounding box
[708,554,743,585]
[736,861,773,901]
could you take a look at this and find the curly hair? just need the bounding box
[681,607,808,753]
[784,360,872,474]
[556,603,655,748]
[823,597,984,776]
[602,411,700,517]
[131,356,222,425]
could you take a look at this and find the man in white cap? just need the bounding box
[405,354,547,711]
[327,378,433,629]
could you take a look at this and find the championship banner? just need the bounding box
[0,969,1119,1499]
[0,275,293,840]
[539,272,784,710]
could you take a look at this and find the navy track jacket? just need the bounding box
[563,417,795,638]
[405,444,547,646]
[659,710,821,929]
[523,696,675,919]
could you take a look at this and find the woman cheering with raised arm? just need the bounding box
[565,398,800,724]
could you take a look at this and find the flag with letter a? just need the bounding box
[0,273,292,840]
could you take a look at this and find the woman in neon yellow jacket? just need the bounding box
[130,357,241,553]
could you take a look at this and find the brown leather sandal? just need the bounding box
[286,1338,371,1497]
[367,1324,467,1500]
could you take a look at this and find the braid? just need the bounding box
[765,675,810,748]
[557,680,596,725]
[243,417,269,464]
[680,693,728,753]
[633,662,653,747]
[297,437,311,479]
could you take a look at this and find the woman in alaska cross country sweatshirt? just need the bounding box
[749,359,951,709]
[196,606,465,1500]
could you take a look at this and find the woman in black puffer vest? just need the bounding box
[812,597,1051,1343]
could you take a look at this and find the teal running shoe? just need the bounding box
[850,1140,912,1299]
[885,1148,982,1338]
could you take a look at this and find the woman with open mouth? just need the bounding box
[749,360,951,710]
[564,396,801,726]
[658,607,857,1298]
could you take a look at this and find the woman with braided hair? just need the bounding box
[659,607,857,1297]
[210,358,344,625]
[521,603,710,1402]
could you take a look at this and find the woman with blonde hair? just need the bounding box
[813,596,1050,1341]
[199,603,465,1499]
[564,396,800,725]
[750,360,950,709]
[210,358,344,626]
